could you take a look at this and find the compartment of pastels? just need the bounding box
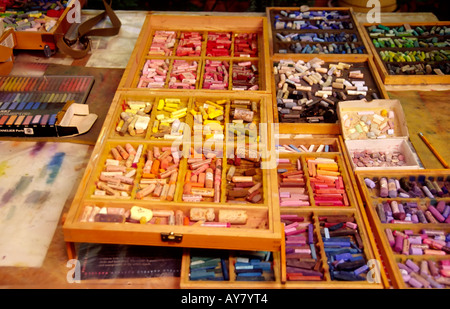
[271,53,389,135]
[119,14,271,92]
[266,7,368,56]
[337,99,422,171]
[276,152,357,208]
[361,22,450,85]
[272,140,387,288]
[356,170,450,288]
[278,209,385,288]
[180,248,281,288]
[274,133,344,155]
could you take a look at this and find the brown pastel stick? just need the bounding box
[227,188,248,198]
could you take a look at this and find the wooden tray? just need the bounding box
[278,208,385,289]
[355,169,450,288]
[118,13,271,93]
[180,248,282,288]
[179,210,385,289]
[271,54,389,135]
[360,22,450,85]
[337,99,421,171]
[266,7,370,57]
[63,90,282,258]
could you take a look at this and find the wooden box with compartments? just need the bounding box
[271,54,389,135]
[360,22,450,85]
[118,13,271,93]
[266,7,370,56]
[62,90,283,259]
[356,170,450,289]
[178,139,387,289]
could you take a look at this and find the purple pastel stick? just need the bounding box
[285,248,295,254]
[354,264,369,275]
[405,259,420,272]
[379,177,388,198]
[397,263,413,273]
[285,267,323,277]
[308,224,314,245]
[402,274,411,282]
[409,247,423,255]
[436,201,446,213]
[428,205,445,222]
[407,277,423,288]
[394,235,404,253]
[443,205,450,219]
[408,235,422,245]
[364,178,375,189]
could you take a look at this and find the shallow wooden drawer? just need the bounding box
[360,21,450,85]
[63,91,282,253]
[355,169,450,288]
[271,53,389,135]
[119,13,271,93]
[266,7,370,56]
[180,248,282,288]
[278,209,386,289]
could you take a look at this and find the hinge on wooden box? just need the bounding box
[161,232,183,243]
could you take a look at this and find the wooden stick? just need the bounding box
[418,132,449,168]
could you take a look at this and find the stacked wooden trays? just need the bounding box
[64,12,387,289]
[356,170,450,289]
[179,136,386,288]
[360,22,450,85]
[274,144,385,288]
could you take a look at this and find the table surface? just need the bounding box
[0,9,448,289]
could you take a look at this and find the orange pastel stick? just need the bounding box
[160,158,169,170]
[183,216,190,225]
[281,170,304,177]
[185,170,192,182]
[316,170,341,177]
[183,183,192,194]
[141,173,156,179]
[198,172,206,186]
[316,174,339,181]
[150,159,161,175]
[287,274,322,281]
[317,163,339,171]
[343,191,349,206]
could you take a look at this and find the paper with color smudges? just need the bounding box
[0,141,91,267]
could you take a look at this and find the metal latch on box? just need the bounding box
[161,232,183,243]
